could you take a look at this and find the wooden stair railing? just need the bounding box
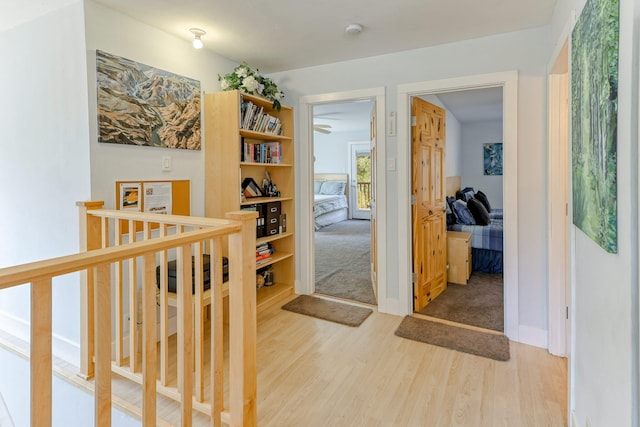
[0,202,257,427]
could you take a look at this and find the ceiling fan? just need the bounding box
[313,124,332,134]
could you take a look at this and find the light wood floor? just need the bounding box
[255,297,567,427]
[1,296,567,426]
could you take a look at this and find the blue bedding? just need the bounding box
[449,219,503,252]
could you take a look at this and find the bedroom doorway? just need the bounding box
[411,89,506,332]
[397,71,519,339]
[312,99,377,306]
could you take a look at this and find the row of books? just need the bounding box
[256,242,274,265]
[241,101,283,135]
[242,141,282,164]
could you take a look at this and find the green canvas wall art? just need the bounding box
[571,0,619,253]
[483,143,503,176]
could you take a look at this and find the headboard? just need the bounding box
[314,173,349,199]
[446,176,461,198]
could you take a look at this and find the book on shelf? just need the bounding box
[242,140,282,164]
[240,101,283,135]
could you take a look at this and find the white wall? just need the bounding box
[0,1,91,364]
[461,120,503,208]
[84,0,239,216]
[314,130,369,173]
[550,0,640,425]
[271,26,550,334]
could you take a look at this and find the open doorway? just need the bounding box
[410,89,506,333]
[312,100,377,305]
[397,71,519,339]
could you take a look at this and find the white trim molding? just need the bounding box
[298,88,388,312]
[396,71,520,341]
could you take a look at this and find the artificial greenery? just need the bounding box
[218,62,284,111]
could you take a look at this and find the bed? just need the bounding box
[446,176,503,274]
[314,174,349,230]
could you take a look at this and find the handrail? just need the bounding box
[0,227,237,290]
[0,203,257,427]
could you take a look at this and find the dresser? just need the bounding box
[447,231,472,285]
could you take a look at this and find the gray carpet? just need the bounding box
[419,272,504,331]
[282,295,373,327]
[395,316,510,361]
[315,220,376,305]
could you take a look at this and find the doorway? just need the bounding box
[312,100,376,305]
[397,71,519,339]
[298,88,387,309]
[411,91,506,332]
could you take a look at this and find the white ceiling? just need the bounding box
[2,0,557,73]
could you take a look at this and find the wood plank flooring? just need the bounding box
[0,296,567,426]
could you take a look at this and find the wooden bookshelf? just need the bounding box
[204,90,295,311]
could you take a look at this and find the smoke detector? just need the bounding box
[345,23,363,35]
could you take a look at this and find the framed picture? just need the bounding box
[96,50,201,150]
[483,143,503,176]
[571,0,619,253]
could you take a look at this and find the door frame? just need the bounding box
[298,87,387,309]
[349,142,372,220]
[397,71,520,341]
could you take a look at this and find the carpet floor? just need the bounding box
[395,316,510,361]
[282,295,373,327]
[419,272,504,331]
[315,220,376,305]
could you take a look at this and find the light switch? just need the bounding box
[162,155,172,171]
[387,157,396,171]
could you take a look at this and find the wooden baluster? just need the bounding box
[31,278,52,427]
[177,243,193,426]
[94,263,112,427]
[210,237,224,427]
[226,211,257,427]
[77,200,104,380]
[114,219,125,366]
[128,219,139,373]
[194,239,205,402]
[142,253,157,426]
[159,224,169,386]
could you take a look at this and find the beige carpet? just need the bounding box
[315,220,376,305]
[419,272,504,331]
[282,295,373,327]
[395,316,510,361]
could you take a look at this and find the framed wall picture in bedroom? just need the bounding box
[483,142,503,176]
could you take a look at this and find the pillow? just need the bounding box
[460,187,475,202]
[475,190,492,212]
[314,180,325,194]
[467,197,491,225]
[445,196,457,225]
[452,200,476,225]
[319,181,346,195]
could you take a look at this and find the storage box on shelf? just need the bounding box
[205,90,295,311]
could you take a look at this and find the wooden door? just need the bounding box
[369,103,378,300]
[412,98,446,311]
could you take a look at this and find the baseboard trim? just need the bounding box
[0,310,80,368]
[517,324,548,348]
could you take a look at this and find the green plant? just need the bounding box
[218,62,284,111]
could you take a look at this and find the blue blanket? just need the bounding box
[450,219,503,251]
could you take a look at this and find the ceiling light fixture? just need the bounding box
[345,23,363,35]
[190,28,206,49]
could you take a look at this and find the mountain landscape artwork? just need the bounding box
[96,50,201,150]
[571,0,619,253]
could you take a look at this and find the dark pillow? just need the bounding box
[475,190,492,212]
[467,197,491,225]
[452,200,476,225]
[445,196,457,225]
[460,187,475,202]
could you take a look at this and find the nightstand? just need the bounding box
[447,231,472,285]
